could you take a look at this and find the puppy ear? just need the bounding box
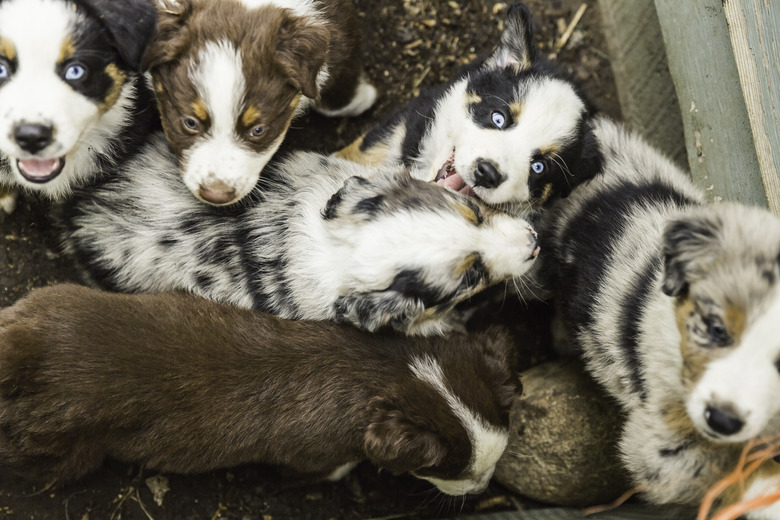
[477,327,522,407]
[363,397,448,474]
[322,176,375,220]
[73,0,158,71]
[484,3,537,73]
[275,15,330,99]
[140,0,194,72]
[662,210,723,297]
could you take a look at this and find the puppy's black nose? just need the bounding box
[473,161,504,189]
[14,123,54,154]
[705,405,744,436]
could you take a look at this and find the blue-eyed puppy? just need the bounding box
[0,0,159,213]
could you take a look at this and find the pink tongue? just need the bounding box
[437,172,475,196]
[18,158,60,178]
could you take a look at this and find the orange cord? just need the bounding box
[698,436,780,520]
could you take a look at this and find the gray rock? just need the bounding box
[494,360,630,507]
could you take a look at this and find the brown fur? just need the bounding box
[0,284,519,486]
[142,0,364,162]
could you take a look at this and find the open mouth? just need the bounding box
[16,157,66,183]
[435,148,475,196]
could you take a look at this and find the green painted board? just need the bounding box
[723,0,780,214]
[654,0,769,208]
[598,0,687,167]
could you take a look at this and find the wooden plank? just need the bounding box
[597,0,686,167]
[723,0,780,215]
[654,0,768,208]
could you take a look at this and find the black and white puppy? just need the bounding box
[59,137,538,336]
[0,0,159,214]
[0,284,520,495]
[536,116,780,517]
[338,4,600,214]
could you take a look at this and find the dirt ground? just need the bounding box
[0,0,621,518]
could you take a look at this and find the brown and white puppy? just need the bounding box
[0,0,159,213]
[142,0,377,205]
[0,284,519,495]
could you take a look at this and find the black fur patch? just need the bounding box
[63,21,120,102]
[466,69,522,130]
[388,269,443,308]
[322,189,344,220]
[543,180,699,402]
[354,195,385,216]
[617,258,659,401]
[72,0,158,71]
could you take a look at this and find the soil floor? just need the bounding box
[1,0,621,518]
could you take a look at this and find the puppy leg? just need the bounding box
[0,187,16,218]
[334,291,426,332]
[316,77,377,118]
[314,5,377,118]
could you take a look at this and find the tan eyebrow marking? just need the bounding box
[241,105,261,127]
[0,37,16,61]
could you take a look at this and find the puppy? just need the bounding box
[59,136,538,336]
[0,0,159,213]
[535,116,780,518]
[143,0,378,205]
[338,4,600,214]
[0,284,519,495]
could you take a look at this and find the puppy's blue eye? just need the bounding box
[0,61,9,80]
[491,111,505,129]
[530,161,545,174]
[64,63,86,81]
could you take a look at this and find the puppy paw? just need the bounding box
[334,290,426,333]
[315,79,377,118]
[0,187,17,218]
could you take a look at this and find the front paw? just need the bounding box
[334,291,426,333]
[0,187,17,219]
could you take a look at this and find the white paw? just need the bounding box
[325,461,359,481]
[316,80,378,118]
[0,189,17,216]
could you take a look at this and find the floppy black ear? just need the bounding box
[363,397,448,474]
[556,119,604,200]
[73,0,158,71]
[484,3,537,73]
[141,0,194,72]
[662,210,723,297]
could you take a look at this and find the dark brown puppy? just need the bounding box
[0,285,518,495]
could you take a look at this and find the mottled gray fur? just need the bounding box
[59,133,537,335]
[535,117,780,516]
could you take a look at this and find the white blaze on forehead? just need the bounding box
[687,288,780,442]
[189,40,245,140]
[0,0,72,67]
[183,40,277,202]
[409,355,507,494]
[518,78,585,145]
